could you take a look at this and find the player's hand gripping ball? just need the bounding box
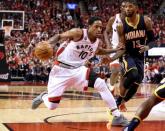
[34,41,53,61]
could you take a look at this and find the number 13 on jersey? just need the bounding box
[133,40,141,48]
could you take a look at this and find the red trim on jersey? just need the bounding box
[54,60,59,65]
[48,96,62,103]
[84,86,88,91]
[56,47,65,57]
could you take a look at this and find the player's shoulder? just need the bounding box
[70,28,83,37]
[143,15,153,30]
[70,28,82,34]
[108,15,116,24]
[143,15,152,24]
[107,13,122,27]
[109,15,116,21]
[109,13,121,20]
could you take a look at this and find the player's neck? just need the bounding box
[88,30,96,43]
[127,14,139,23]
[126,14,140,29]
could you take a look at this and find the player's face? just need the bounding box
[125,2,137,17]
[120,2,126,15]
[90,20,103,38]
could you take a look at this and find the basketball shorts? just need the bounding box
[121,54,144,83]
[47,64,99,101]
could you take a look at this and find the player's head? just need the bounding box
[125,0,138,17]
[120,1,127,15]
[88,16,103,38]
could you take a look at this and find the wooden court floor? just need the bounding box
[0,82,165,131]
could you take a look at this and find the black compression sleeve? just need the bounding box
[146,30,155,49]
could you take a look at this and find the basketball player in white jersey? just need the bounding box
[104,2,128,113]
[32,16,128,126]
[104,1,126,91]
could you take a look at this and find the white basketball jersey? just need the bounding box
[57,29,100,67]
[111,14,122,48]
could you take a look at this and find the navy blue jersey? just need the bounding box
[123,15,147,60]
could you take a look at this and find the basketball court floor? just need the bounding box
[0,82,165,131]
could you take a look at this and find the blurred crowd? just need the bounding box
[0,0,164,83]
[144,56,165,84]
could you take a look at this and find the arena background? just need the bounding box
[0,0,164,131]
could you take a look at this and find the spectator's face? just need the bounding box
[89,20,103,38]
[125,2,137,17]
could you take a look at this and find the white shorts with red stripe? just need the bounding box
[47,64,89,101]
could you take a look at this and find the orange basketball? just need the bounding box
[34,41,53,61]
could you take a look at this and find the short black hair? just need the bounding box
[88,16,102,25]
[125,0,138,6]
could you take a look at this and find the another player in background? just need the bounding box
[114,0,155,109]
[104,1,126,88]
[104,1,127,111]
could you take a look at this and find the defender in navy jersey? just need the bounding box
[123,14,147,60]
[113,0,155,108]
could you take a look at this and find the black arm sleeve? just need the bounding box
[146,30,155,49]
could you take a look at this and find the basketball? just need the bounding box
[34,41,53,61]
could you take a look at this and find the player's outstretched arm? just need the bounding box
[96,46,123,55]
[95,39,124,55]
[48,28,82,45]
[110,49,125,61]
